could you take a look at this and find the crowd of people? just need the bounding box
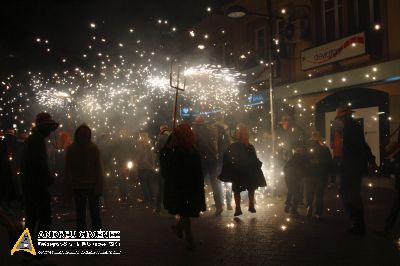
[0,104,399,254]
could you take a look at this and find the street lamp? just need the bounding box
[226,6,248,18]
[226,1,277,159]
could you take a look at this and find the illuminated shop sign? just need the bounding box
[301,32,366,70]
[246,91,266,107]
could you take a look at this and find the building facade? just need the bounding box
[179,0,400,165]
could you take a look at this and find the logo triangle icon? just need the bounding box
[11,228,36,256]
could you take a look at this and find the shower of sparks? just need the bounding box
[0,10,364,195]
[0,20,244,139]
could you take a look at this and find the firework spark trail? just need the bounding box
[1,61,243,136]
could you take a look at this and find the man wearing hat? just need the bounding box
[21,112,59,244]
[335,106,376,235]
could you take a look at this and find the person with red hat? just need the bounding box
[160,123,206,250]
[20,112,59,247]
[335,106,376,235]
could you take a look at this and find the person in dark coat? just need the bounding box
[155,125,171,213]
[283,145,308,215]
[219,125,266,216]
[21,113,59,243]
[0,131,17,207]
[0,133,21,248]
[192,116,224,215]
[65,124,104,231]
[336,106,376,235]
[277,115,306,163]
[160,123,206,250]
[215,121,233,210]
[278,115,306,204]
[136,132,156,206]
[305,132,334,219]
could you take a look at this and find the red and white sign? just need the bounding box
[301,32,366,70]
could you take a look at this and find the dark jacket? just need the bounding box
[160,145,206,217]
[307,142,334,180]
[0,138,17,201]
[192,124,218,162]
[278,123,306,163]
[341,118,375,175]
[218,143,266,191]
[65,125,104,194]
[283,152,309,181]
[20,129,53,191]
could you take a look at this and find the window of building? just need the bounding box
[322,0,380,39]
[322,0,344,42]
[356,0,379,31]
[255,27,266,61]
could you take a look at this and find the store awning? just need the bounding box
[274,59,400,99]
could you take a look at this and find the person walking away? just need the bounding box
[219,125,266,216]
[278,115,306,203]
[160,123,206,250]
[283,145,308,215]
[192,116,224,216]
[136,132,156,206]
[155,125,171,213]
[65,124,103,231]
[215,120,233,210]
[20,113,59,250]
[305,132,334,219]
[336,106,376,235]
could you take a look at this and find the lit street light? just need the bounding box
[226,1,278,159]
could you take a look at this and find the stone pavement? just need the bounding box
[1,177,400,266]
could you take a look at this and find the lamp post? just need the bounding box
[226,1,277,158]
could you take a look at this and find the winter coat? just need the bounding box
[341,118,375,175]
[20,129,53,192]
[65,127,104,194]
[160,145,206,217]
[283,152,309,182]
[136,141,155,171]
[218,143,266,192]
[278,124,306,163]
[307,141,334,181]
[192,124,218,162]
[0,139,17,201]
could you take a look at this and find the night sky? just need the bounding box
[0,0,230,74]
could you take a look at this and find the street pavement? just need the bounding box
[1,177,400,266]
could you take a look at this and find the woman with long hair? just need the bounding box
[219,124,266,216]
[159,123,206,250]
